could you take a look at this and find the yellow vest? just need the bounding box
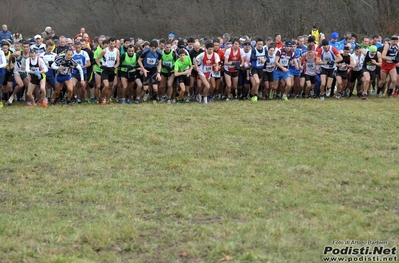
[311,29,320,44]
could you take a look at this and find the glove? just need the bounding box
[327,61,335,67]
[34,70,41,79]
[232,62,240,70]
[164,65,173,72]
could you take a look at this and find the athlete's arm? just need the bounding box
[76,63,84,81]
[348,55,355,69]
[95,49,106,67]
[114,49,120,68]
[39,58,48,73]
[381,43,391,61]
[82,52,91,68]
[374,52,382,67]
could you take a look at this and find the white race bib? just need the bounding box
[147,58,156,65]
[211,71,221,78]
[204,66,212,72]
[280,58,289,66]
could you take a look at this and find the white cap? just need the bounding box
[34,34,42,39]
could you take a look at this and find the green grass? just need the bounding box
[0,97,398,263]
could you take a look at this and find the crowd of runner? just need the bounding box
[0,24,398,107]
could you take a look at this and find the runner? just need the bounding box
[25,49,48,107]
[359,45,382,99]
[238,40,251,100]
[174,49,193,102]
[7,41,30,105]
[262,43,276,99]
[223,38,244,101]
[159,41,176,103]
[72,41,91,103]
[51,49,84,105]
[119,44,142,104]
[137,40,162,103]
[347,45,365,97]
[249,38,269,101]
[210,38,224,101]
[300,44,318,98]
[334,46,354,99]
[273,41,298,101]
[95,37,120,105]
[194,41,220,104]
[316,39,342,100]
[377,35,398,97]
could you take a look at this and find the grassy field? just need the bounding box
[0,97,398,263]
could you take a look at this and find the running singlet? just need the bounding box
[30,44,46,57]
[13,55,28,74]
[318,46,339,69]
[242,48,251,69]
[224,47,242,72]
[101,47,117,68]
[337,54,350,72]
[197,51,220,78]
[73,50,89,74]
[384,43,398,63]
[251,47,268,69]
[210,48,224,78]
[276,49,295,70]
[53,56,80,75]
[351,53,365,72]
[362,51,377,72]
[41,52,57,68]
[265,53,275,73]
[53,45,71,57]
[161,50,175,73]
[120,53,137,72]
[140,48,162,69]
[302,52,317,76]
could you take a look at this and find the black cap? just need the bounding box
[177,40,185,48]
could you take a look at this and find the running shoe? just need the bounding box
[7,96,14,105]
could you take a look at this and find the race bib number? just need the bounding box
[366,65,376,71]
[75,59,83,66]
[306,62,315,69]
[147,58,156,65]
[280,58,289,66]
[59,66,69,75]
[211,71,221,78]
[163,61,172,67]
[256,58,264,67]
[204,66,212,72]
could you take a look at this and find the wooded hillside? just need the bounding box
[2,0,398,40]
